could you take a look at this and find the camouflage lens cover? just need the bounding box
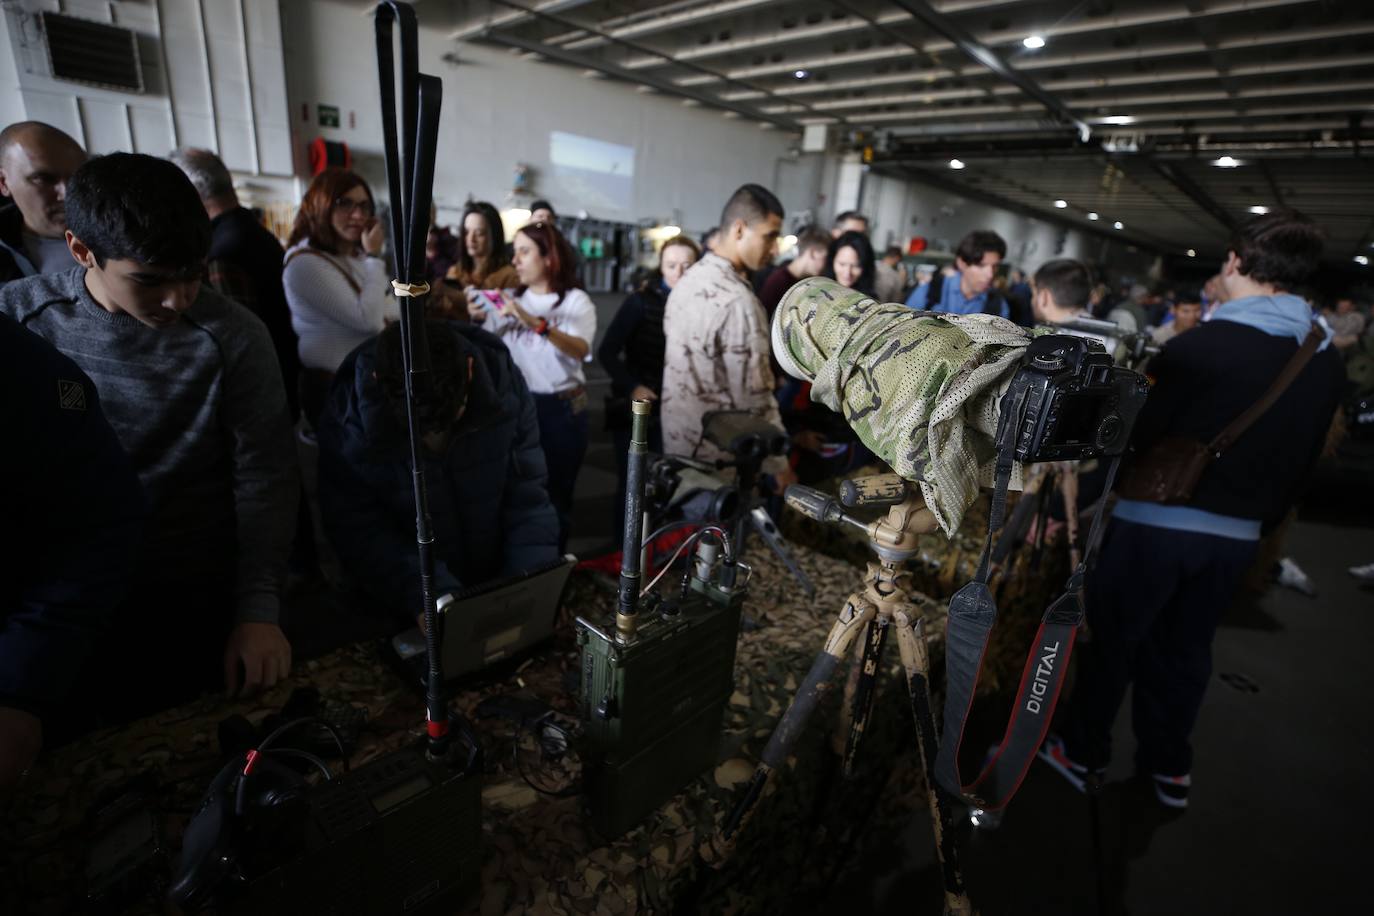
[772,277,1032,535]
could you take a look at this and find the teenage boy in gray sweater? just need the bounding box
[0,153,298,722]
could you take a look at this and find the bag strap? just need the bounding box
[926,271,945,311]
[1209,322,1323,454]
[284,247,363,297]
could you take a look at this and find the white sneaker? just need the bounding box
[1349,562,1374,583]
[1276,557,1317,596]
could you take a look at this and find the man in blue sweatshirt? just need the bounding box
[0,154,298,724]
[1041,210,1344,809]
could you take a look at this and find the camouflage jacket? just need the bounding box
[661,251,786,468]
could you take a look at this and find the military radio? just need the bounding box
[577,400,751,838]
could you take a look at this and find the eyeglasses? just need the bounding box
[334,197,375,217]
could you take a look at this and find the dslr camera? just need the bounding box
[1004,334,1148,463]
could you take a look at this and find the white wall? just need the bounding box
[279,0,813,233]
[0,0,292,175]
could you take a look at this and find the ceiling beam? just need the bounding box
[1257,160,1288,209]
[480,0,847,127]
[887,0,1093,141]
[896,163,1177,254]
[676,20,1374,88]
[1139,157,1238,232]
[476,30,802,130]
[449,0,597,41]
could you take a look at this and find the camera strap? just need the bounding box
[935,390,1121,810]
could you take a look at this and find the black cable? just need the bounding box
[512,716,581,799]
[257,716,351,770]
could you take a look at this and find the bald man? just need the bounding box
[0,121,86,285]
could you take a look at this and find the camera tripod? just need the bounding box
[710,474,974,916]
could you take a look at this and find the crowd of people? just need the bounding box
[0,117,1362,813]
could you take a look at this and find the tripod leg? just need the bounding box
[749,506,817,598]
[894,609,974,916]
[842,615,890,777]
[706,594,875,864]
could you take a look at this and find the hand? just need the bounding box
[223,622,293,698]
[792,429,825,453]
[770,465,799,494]
[630,385,658,402]
[0,706,41,794]
[502,293,534,328]
[362,219,386,257]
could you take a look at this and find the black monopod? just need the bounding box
[374,1,448,757]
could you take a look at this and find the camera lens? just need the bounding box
[1096,414,1123,450]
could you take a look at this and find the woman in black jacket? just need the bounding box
[597,234,700,532]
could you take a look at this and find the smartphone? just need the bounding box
[475,289,504,311]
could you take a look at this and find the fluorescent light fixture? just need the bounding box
[1023,35,1045,49]
[1213,155,1240,168]
[1101,115,1135,125]
[1087,212,1099,220]
[1187,249,1197,258]
[1356,255,1370,266]
[1054,199,1068,208]
[1113,221,1124,230]
[1249,205,1270,215]
[949,158,966,170]
[794,69,810,79]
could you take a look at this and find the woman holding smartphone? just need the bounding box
[472,221,596,550]
[443,201,519,318]
[283,168,397,422]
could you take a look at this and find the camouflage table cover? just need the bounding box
[2,534,1061,916]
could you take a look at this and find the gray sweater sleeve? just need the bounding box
[219,310,300,624]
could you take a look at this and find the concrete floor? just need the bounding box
[824,485,1374,914]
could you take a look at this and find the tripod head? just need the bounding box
[785,474,937,565]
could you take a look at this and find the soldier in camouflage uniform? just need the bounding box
[772,276,1033,535]
[661,184,792,481]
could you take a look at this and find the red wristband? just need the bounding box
[535,317,550,336]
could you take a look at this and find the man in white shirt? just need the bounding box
[662,184,793,488]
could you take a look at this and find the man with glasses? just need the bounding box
[0,153,298,725]
[0,121,87,285]
[315,319,559,632]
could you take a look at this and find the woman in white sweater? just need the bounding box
[282,168,396,421]
[471,221,596,549]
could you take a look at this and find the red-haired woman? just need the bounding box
[282,168,396,421]
[471,221,595,549]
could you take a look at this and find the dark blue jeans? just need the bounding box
[534,392,590,552]
[1063,518,1256,778]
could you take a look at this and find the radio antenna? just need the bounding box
[374,1,448,757]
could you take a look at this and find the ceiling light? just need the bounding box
[794,69,810,79]
[1113,221,1124,230]
[1087,211,1099,221]
[1101,115,1135,125]
[949,158,966,170]
[1213,155,1240,168]
[1249,205,1270,215]
[1023,35,1045,49]
[1187,249,1196,258]
[1356,255,1370,266]
[1054,199,1068,208]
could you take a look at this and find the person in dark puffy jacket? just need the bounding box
[1,312,144,785]
[316,319,559,628]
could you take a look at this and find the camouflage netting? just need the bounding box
[2,531,1065,915]
[772,277,1033,535]
[1,543,949,916]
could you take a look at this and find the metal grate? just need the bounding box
[42,11,144,94]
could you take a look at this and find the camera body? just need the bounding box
[1005,333,1149,463]
[643,454,740,522]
